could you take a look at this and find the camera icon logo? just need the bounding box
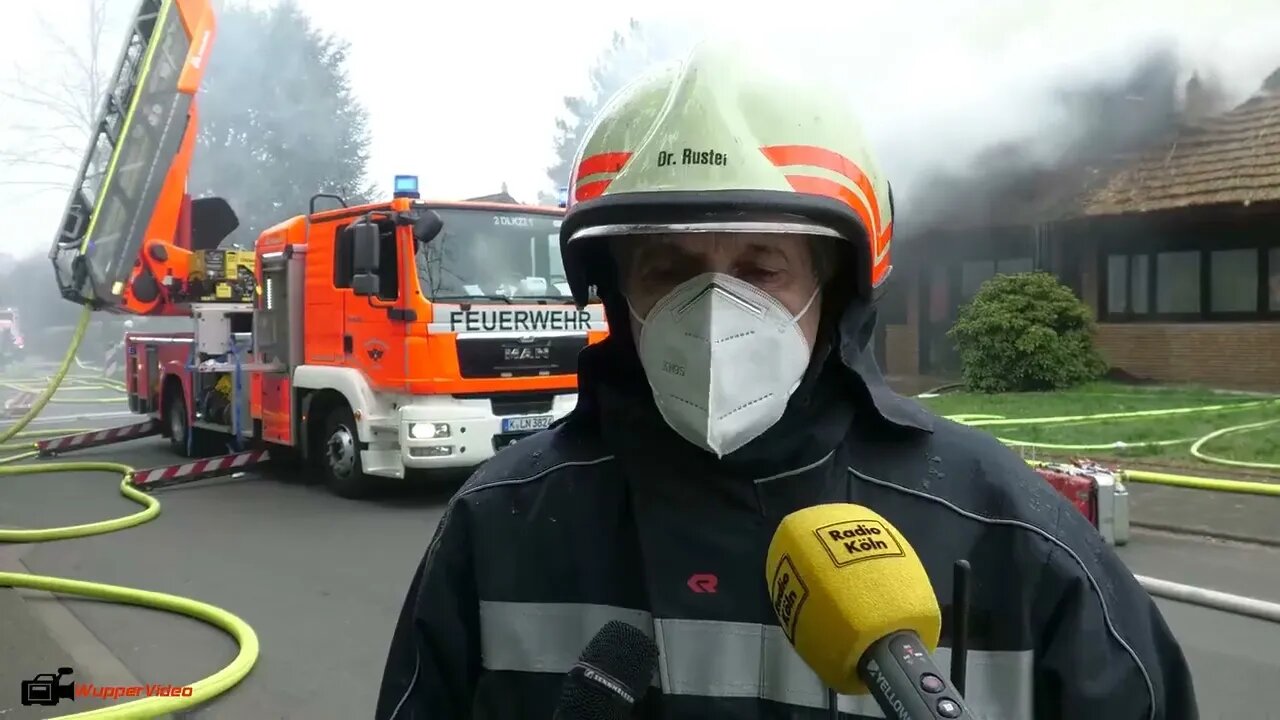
[20,666,75,707]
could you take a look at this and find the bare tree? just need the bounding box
[0,0,117,338]
[0,0,114,196]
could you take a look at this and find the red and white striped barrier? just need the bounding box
[130,449,270,489]
[36,420,160,456]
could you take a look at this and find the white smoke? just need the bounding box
[606,0,1280,209]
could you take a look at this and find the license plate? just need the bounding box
[502,415,553,433]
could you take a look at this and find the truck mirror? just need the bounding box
[350,221,380,273]
[352,273,381,297]
[413,210,443,245]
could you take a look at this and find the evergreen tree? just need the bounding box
[189,0,376,245]
[541,20,694,201]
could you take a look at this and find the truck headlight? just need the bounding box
[408,422,450,440]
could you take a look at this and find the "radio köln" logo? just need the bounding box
[814,519,906,567]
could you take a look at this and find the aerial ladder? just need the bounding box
[29,0,595,496]
[0,4,261,719]
[35,0,265,491]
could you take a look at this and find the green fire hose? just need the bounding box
[0,307,259,719]
[944,397,1280,495]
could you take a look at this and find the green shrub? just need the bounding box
[947,271,1107,393]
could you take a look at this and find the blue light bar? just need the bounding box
[556,186,569,208]
[394,174,420,199]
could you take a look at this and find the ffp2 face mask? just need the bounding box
[628,272,819,457]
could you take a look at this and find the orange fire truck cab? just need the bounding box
[125,179,607,497]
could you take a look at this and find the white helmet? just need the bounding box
[560,42,896,306]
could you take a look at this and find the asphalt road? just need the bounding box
[2,386,1279,719]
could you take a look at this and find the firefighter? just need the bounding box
[377,45,1196,719]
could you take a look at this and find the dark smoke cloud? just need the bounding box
[902,46,1187,234]
[706,1,1280,231]
[577,3,1280,238]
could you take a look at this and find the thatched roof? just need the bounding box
[1082,68,1280,215]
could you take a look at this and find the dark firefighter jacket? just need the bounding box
[376,296,1198,720]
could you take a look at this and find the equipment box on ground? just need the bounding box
[1038,468,1096,523]
[1034,462,1130,546]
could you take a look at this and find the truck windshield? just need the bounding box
[414,207,571,303]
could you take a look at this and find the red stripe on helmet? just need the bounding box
[759,145,883,238]
[576,151,633,180]
[573,178,613,203]
[782,174,892,288]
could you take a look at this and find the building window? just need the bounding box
[1270,247,1280,312]
[1131,254,1150,313]
[1105,253,1150,315]
[879,277,908,325]
[997,256,1033,275]
[1210,248,1258,313]
[1155,251,1200,313]
[1106,255,1127,313]
[1105,243,1280,321]
[961,257,1033,302]
[961,260,995,300]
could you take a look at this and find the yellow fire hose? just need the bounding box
[1122,467,1280,497]
[3,367,127,386]
[0,307,259,719]
[959,399,1275,428]
[3,376,129,403]
[1188,418,1280,470]
[945,397,1280,494]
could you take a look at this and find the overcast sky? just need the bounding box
[2,0,1280,260]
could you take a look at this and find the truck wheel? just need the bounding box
[166,392,193,457]
[319,405,370,499]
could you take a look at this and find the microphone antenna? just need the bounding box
[950,559,971,696]
[827,688,839,720]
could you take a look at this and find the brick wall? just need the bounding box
[1096,323,1280,390]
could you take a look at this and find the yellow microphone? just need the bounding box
[766,503,978,719]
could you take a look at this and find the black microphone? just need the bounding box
[850,561,979,719]
[553,620,660,719]
[951,559,972,695]
[857,632,978,719]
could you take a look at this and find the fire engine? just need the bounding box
[41,0,606,497]
[122,182,602,497]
